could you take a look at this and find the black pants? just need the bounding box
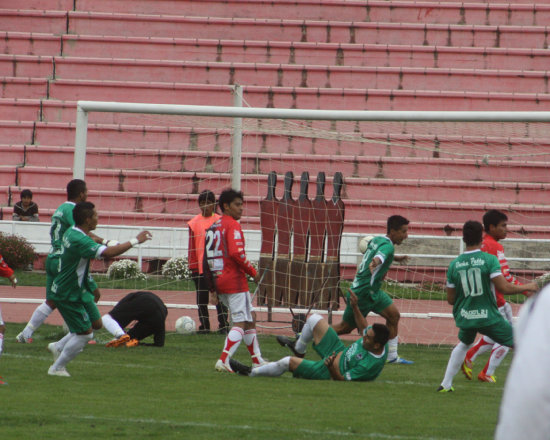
[193,274,229,331]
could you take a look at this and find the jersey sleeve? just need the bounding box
[488,254,503,278]
[226,223,257,278]
[76,234,105,259]
[446,260,456,288]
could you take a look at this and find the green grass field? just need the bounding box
[2,323,507,440]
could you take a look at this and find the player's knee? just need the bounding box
[91,319,103,330]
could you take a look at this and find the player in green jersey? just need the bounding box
[230,290,390,381]
[437,220,538,392]
[47,202,152,377]
[332,215,411,364]
[16,180,116,343]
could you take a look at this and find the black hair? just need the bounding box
[462,220,483,246]
[73,201,95,226]
[20,189,33,199]
[387,215,409,235]
[198,190,216,205]
[67,179,87,201]
[372,323,390,347]
[218,188,244,213]
[482,209,508,233]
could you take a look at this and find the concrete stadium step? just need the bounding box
[0,54,54,78]
[0,32,62,57]
[53,56,550,94]
[0,99,42,121]
[30,119,550,165]
[60,35,550,71]
[0,10,67,34]
[1,145,25,166]
[0,121,35,144]
[0,166,16,186]
[0,0,73,10]
[45,78,550,111]
[0,77,48,100]
[15,158,550,206]
[11,168,550,227]
[72,0,550,27]
[66,12,549,49]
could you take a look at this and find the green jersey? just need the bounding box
[49,201,76,254]
[339,337,388,381]
[446,250,503,329]
[50,226,106,302]
[352,236,395,293]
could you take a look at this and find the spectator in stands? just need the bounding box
[102,291,168,347]
[12,189,39,222]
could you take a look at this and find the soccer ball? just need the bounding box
[175,316,196,334]
[358,235,375,253]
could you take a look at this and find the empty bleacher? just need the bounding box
[1,0,549,242]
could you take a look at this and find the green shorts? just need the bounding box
[45,254,60,300]
[55,297,101,334]
[293,327,345,380]
[342,289,393,328]
[458,317,514,347]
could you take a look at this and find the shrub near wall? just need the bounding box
[0,232,37,269]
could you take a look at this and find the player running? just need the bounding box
[47,202,151,376]
[328,214,412,364]
[437,220,537,392]
[204,189,265,372]
[232,290,389,381]
[16,180,111,343]
[461,210,527,383]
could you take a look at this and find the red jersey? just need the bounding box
[187,212,220,274]
[0,253,14,279]
[204,214,257,294]
[481,233,521,307]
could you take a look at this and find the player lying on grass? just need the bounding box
[47,202,152,377]
[102,291,168,348]
[437,220,538,393]
[230,290,390,381]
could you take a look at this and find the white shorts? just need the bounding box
[218,291,254,323]
[499,302,513,324]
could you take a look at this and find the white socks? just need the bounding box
[387,336,399,362]
[470,336,494,362]
[52,333,93,370]
[244,329,264,365]
[0,333,3,357]
[441,342,471,389]
[220,327,244,363]
[486,345,510,376]
[250,356,291,377]
[102,314,125,338]
[295,313,323,354]
[23,302,53,338]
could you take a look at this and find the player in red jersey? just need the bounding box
[205,189,265,373]
[461,210,528,383]
[0,253,17,384]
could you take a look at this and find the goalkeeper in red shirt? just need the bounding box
[0,253,17,385]
[204,189,265,373]
[462,210,528,383]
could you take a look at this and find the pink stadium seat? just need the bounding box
[66,12,549,49]
[0,54,53,79]
[73,0,550,28]
[0,10,67,34]
[53,57,549,94]
[0,77,48,99]
[59,36,550,72]
[0,32,61,57]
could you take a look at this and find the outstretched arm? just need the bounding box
[101,231,152,259]
[349,289,368,335]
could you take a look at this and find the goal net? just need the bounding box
[72,97,550,345]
